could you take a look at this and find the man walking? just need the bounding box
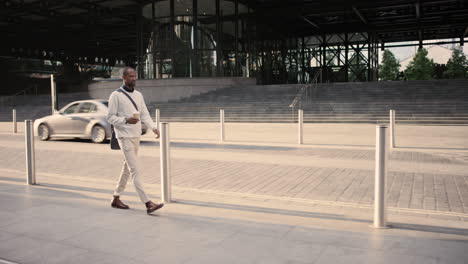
[107,66,164,214]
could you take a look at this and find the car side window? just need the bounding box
[78,103,96,113]
[89,103,98,113]
[63,103,80,114]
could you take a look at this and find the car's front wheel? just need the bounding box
[38,124,50,141]
[91,125,106,144]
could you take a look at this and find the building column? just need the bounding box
[345,33,349,82]
[136,5,144,78]
[192,0,199,77]
[170,0,175,78]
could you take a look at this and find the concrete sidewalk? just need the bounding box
[1,171,468,264]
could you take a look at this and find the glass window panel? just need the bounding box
[238,3,248,13]
[198,0,216,16]
[199,50,217,77]
[221,21,236,49]
[197,21,216,49]
[220,0,235,15]
[175,0,193,16]
[143,1,171,19]
[174,17,194,48]
[63,103,80,114]
[155,0,170,18]
[142,4,152,19]
[89,103,98,113]
[154,23,173,51]
[78,103,93,113]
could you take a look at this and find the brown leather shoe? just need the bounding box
[111,196,130,209]
[145,201,164,214]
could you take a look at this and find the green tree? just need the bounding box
[444,48,468,79]
[379,50,400,80]
[404,48,435,80]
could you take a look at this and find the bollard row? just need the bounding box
[20,114,391,227]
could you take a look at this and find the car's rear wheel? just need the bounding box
[38,124,50,141]
[91,125,106,143]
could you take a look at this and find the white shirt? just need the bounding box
[107,87,155,138]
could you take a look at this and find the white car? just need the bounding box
[34,100,147,143]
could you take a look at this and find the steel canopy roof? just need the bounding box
[1,0,467,62]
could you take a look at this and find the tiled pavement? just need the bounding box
[0,122,467,215]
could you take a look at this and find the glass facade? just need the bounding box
[138,0,378,83]
[140,0,251,79]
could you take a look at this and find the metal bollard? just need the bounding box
[220,109,225,142]
[50,74,57,114]
[298,109,303,144]
[25,120,36,185]
[13,109,17,133]
[373,125,389,228]
[160,122,172,203]
[389,110,396,149]
[155,108,160,130]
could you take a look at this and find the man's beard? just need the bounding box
[126,80,136,88]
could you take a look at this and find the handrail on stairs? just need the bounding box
[289,68,322,110]
[0,86,38,108]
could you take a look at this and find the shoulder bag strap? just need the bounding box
[117,87,139,111]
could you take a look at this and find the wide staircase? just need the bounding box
[149,84,301,123]
[0,92,89,121]
[150,79,468,124]
[1,80,467,125]
[301,80,468,124]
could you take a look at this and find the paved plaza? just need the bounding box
[0,122,467,263]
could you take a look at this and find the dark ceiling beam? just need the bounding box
[1,0,465,60]
[369,13,467,25]
[302,6,468,22]
[0,1,137,29]
[341,0,458,12]
[300,1,409,14]
[0,9,135,27]
[292,19,466,37]
[415,2,421,19]
[415,1,422,49]
[3,37,136,51]
[2,0,135,16]
[302,16,319,29]
[418,29,423,48]
[4,24,136,36]
[352,6,367,24]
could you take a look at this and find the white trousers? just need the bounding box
[114,137,150,203]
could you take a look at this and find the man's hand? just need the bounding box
[126,117,139,124]
[153,128,160,139]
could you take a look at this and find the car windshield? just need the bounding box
[101,101,108,107]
